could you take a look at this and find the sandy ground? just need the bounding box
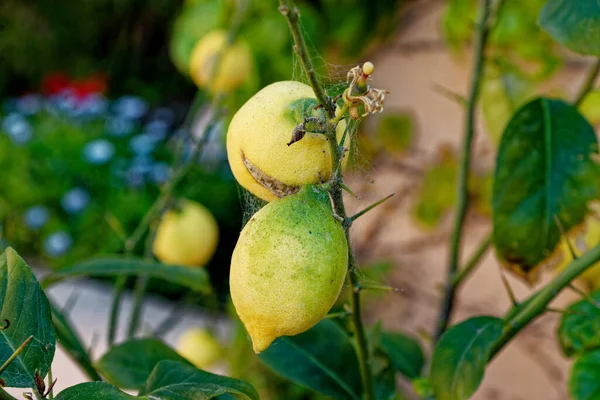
[8,3,599,399]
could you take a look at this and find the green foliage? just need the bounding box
[569,349,600,400]
[429,316,503,400]
[259,320,362,400]
[0,247,55,388]
[579,90,600,126]
[492,98,600,282]
[96,338,191,390]
[374,111,414,154]
[379,331,424,379]
[539,0,600,56]
[55,382,138,400]
[43,256,212,293]
[558,290,600,357]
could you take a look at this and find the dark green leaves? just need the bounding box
[379,332,424,379]
[259,320,362,400]
[559,290,600,356]
[539,0,600,55]
[139,360,259,400]
[569,349,600,400]
[43,256,211,293]
[429,316,504,400]
[96,338,191,390]
[0,248,55,388]
[55,382,138,400]
[493,98,600,282]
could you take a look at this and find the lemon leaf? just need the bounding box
[259,320,362,400]
[558,290,600,357]
[96,338,191,390]
[55,382,139,399]
[380,331,425,379]
[42,256,211,293]
[429,316,503,400]
[569,349,600,400]
[492,98,600,282]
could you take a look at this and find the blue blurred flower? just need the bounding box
[129,133,161,155]
[150,162,171,184]
[83,139,115,165]
[143,119,169,141]
[105,116,136,137]
[56,89,78,115]
[79,94,108,118]
[114,96,148,120]
[61,187,91,215]
[23,205,50,230]
[44,231,73,257]
[2,113,33,145]
[148,107,175,127]
[126,164,147,188]
[16,94,43,116]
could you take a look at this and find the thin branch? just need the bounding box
[490,243,600,358]
[278,0,334,118]
[350,193,395,222]
[574,59,600,107]
[451,234,492,287]
[434,0,494,341]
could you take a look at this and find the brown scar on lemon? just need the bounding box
[241,151,300,198]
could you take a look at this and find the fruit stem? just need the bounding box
[434,0,493,342]
[278,0,335,119]
[489,243,600,359]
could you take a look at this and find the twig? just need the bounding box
[350,193,395,222]
[278,1,375,398]
[490,243,600,358]
[451,234,492,287]
[434,0,494,341]
[574,59,600,107]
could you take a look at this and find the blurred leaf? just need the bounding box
[259,320,362,400]
[412,146,458,229]
[443,0,476,51]
[481,65,532,144]
[579,90,600,126]
[50,302,102,381]
[492,98,600,283]
[412,377,433,398]
[43,256,211,293]
[380,331,424,379]
[0,247,55,388]
[539,0,600,56]
[569,349,600,400]
[55,382,138,399]
[139,360,259,400]
[96,338,191,390]
[558,290,600,357]
[429,316,503,400]
[375,112,414,154]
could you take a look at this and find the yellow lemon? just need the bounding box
[189,29,253,93]
[226,81,348,202]
[176,327,222,370]
[554,213,600,290]
[230,185,348,353]
[153,200,219,267]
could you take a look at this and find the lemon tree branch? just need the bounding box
[434,0,493,341]
[279,2,375,398]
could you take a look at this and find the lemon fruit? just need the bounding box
[153,200,219,267]
[189,29,253,94]
[226,81,348,202]
[554,214,600,290]
[230,185,348,353]
[176,327,222,370]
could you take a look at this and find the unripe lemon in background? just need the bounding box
[226,81,348,202]
[554,214,600,290]
[189,29,253,94]
[176,327,222,370]
[230,185,348,353]
[153,200,219,267]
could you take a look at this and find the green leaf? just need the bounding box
[429,316,504,400]
[43,256,211,293]
[139,360,260,400]
[55,382,139,400]
[259,320,362,400]
[96,338,191,390]
[558,290,600,357]
[579,90,600,126]
[569,349,600,400]
[380,331,424,379]
[539,0,600,56]
[50,302,102,381]
[375,112,414,154]
[492,98,600,282]
[0,247,55,388]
